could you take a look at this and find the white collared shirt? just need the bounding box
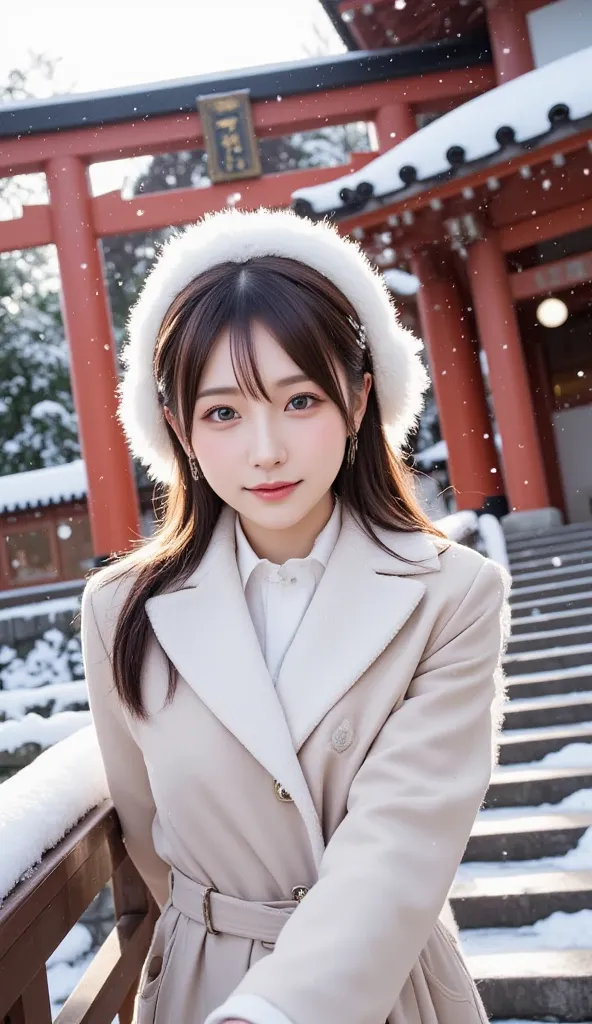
[204,498,341,1024]
[235,497,342,683]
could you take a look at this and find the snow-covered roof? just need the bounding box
[383,268,419,296]
[416,432,502,467]
[0,460,87,515]
[293,45,592,216]
[416,440,448,467]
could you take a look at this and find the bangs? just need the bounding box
[177,257,361,432]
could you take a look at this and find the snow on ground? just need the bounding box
[479,787,592,817]
[495,742,592,771]
[460,908,592,955]
[0,709,91,753]
[0,681,88,719]
[1,627,83,690]
[0,725,108,901]
[457,827,592,879]
[47,921,97,1019]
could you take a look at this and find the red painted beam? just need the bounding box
[92,153,376,237]
[0,70,493,178]
[499,197,592,253]
[490,149,592,229]
[510,249,592,301]
[0,204,52,254]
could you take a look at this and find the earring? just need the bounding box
[188,451,203,481]
[346,431,358,469]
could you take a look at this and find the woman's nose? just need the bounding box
[249,418,287,469]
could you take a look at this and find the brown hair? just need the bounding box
[92,255,443,720]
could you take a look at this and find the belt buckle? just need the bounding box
[202,885,220,936]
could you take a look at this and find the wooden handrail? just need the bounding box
[0,801,158,1024]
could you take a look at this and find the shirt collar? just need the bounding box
[235,497,342,592]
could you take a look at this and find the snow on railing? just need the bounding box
[0,725,108,902]
[436,511,509,570]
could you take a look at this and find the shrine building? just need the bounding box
[1,0,592,578]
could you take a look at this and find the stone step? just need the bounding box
[503,691,592,729]
[511,538,592,563]
[511,608,592,635]
[511,548,592,572]
[506,664,592,699]
[452,869,592,928]
[504,644,592,677]
[505,521,592,547]
[498,720,592,764]
[510,576,592,602]
[508,624,592,654]
[512,561,592,586]
[465,810,592,861]
[485,766,592,808]
[504,642,592,676]
[511,589,592,616]
[470,948,592,1021]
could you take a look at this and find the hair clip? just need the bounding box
[356,324,368,350]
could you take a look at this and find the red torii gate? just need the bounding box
[0,44,492,562]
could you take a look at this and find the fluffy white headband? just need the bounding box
[118,207,429,484]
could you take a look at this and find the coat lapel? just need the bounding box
[144,503,443,867]
[275,508,442,751]
[144,505,326,866]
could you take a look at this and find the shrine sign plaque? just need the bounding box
[197,90,262,183]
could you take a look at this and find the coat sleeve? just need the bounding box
[80,579,171,910]
[228,557,510,1024]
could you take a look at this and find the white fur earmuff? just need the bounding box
[118,207,429,484]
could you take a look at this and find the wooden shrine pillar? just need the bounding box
[411,251,504,512]
[375,103,416,151]
[46,155,141,561]
[466,231,550,513]
[485,0,535,83]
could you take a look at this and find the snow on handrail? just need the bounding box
[0,725,108,902]
[436,511,509,569]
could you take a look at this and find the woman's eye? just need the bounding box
[207,407,236,422]
[287,394,318,412]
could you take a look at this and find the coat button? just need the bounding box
[274,780,293,802]
[292,885,309,902]
[147,955,163,981]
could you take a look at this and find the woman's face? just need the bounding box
[166,321,371,535]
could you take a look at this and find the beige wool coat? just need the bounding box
[81,504,510,1024]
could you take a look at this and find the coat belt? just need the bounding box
[170,867,298,945]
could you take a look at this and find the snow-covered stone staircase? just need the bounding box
[456,522,592,1022]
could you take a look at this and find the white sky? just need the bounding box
[2,0,342,95]
[1,0,345,194]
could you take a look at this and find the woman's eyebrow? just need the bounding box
[196,373,311,400]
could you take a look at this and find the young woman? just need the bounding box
[81,208,510,1024]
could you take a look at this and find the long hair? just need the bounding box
[91,255,443,720]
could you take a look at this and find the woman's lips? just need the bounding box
[247,482,301,501]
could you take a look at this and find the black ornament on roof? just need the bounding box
[399,164,418,185]
[292,198,315,219]
[339,186,356,204]
[356,181,374,199]
[548,103,570,125]
[446,145,466,166]
[495,125,516,147]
